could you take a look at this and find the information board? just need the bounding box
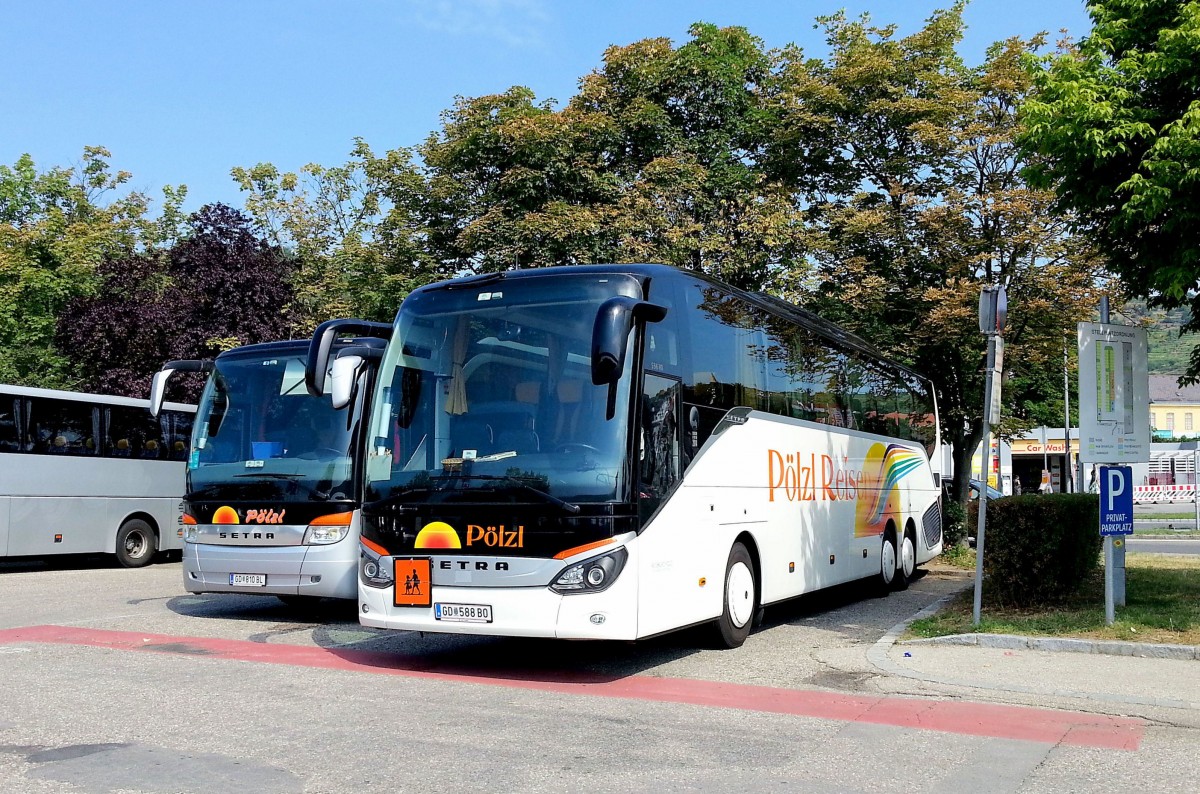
[1077,323,1149,463]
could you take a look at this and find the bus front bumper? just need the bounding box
[184,539,358,599]
[358,569,639,640]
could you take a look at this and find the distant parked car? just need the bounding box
[962,480,1004,548]
[969,479,1005,501]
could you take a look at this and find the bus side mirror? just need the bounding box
[148,369,174,418]
[330,355,365,411]
[149,359,212,417]
[306,318,392,398]
[591,297,668,386]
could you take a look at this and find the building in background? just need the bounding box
[1149,375,1200,440]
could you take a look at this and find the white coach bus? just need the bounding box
[0,385,195,566]
[352,265,943,647]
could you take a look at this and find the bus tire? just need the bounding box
[714,542,756,649]
[116,519,158,568]
[877,531,897,594]
[894,527,916,591]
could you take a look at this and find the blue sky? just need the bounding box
[1,0,1093,212]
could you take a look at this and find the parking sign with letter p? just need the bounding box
[1099,466,1133,536]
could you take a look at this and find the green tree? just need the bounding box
[420,86,624,273]
[765,7,1108,502]
[0,147,183,387]
[56,204,296,399]
[233,138,433,330]
[1020,0,1200,378]
[419,24,808,289]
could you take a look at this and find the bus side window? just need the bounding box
[0,397,19,452]
[167,411,194,459]
[30,398,97,456]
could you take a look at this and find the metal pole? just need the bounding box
[1096,295,1123,618]
[1064,338,1072,492]
[1194,449,1199,531]
[1042,425,1048,490]
[1104,532,1115,625]
[973,335,996,626]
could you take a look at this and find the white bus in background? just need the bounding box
[353,264,943,648]
[0,385,195,567]
[149,321,389,607]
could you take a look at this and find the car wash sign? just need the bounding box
[1099,465,1134,536]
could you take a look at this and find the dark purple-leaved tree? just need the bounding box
[57,203,296,400]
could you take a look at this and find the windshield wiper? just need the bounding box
[232,473,332,501]
[362,486,430,513]
[183,484,224,501]
[433,474,581,514]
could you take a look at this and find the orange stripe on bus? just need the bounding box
[553,538,614,560]
[360,536,390,557]
[309,512,353,526]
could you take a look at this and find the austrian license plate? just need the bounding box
[434,603,493,623]
[229,573,266,587]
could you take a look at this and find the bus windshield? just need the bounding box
[365,273,641,507]
[189,353,356,502]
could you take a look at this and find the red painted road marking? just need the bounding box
[0,625,1144,750]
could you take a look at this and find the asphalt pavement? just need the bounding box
[1127,537,1200,554]
[0,556,1197,793]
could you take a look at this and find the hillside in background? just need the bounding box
[1122,300,1197,378]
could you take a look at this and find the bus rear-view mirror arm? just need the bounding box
[149,359,213,417]
[592,297,668,419]
[306,318,392,398]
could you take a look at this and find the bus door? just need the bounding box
[639,372,682,525]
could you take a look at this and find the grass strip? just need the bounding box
[910,552,1200,645]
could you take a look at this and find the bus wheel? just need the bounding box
[894,529,916,591]
[116,519,158,568]
[714,542,756,649]
[877,532,897,594]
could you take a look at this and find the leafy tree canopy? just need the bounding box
[1021,0,1200,377]
[57,204,295,399]
[766,5,1108,500]
[0,147,184,387]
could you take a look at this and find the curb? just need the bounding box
[902,633,1200,661]
[865,582,1199,711]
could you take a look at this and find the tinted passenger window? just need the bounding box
[28,398,97,456]
[0,397,19,452]
[686,286,768,410]
[165,411,193,460]
[106,406,165,459]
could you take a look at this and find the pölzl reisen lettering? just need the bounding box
[767,449,863,503]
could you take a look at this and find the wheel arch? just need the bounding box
[733,530,762,607]
[113,511,160,554]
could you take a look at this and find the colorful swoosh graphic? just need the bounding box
[855,443,924,537]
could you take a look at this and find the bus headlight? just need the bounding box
[551,547,627,595]
[360,544,394,589]
[303,512,353,545]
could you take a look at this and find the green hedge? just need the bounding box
[942,498,967,547]
[967,494,1102,607]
